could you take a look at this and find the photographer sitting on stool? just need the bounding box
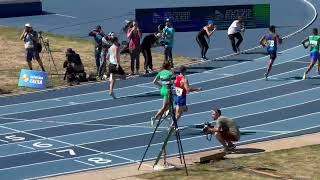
[20,23,45,71]
[206,108,240,153]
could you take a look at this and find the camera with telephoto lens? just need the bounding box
[202,122,213,134]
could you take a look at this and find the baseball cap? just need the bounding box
[25,23,32,28]
[108,32,115,37]
[165,18,171,22]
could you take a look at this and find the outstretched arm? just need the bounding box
[259,35,266,47]
[301,37,309,49]
[153,74,162,88]
[183,78,202,92]
[277,34,283,45]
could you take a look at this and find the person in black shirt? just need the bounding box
[141,32,162,73]
[196,20,217,60]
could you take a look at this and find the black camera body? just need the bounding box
[159,40,169,47]
[202,122,214,134]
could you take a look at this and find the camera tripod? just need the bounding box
[38,32,58,75]
[138,83,188,175]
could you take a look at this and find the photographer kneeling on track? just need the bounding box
[203,108,240,153]
[63,48,87,86]
[20,23,46,71]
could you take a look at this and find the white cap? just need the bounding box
[25,23,32,27]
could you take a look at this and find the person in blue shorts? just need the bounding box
[259,25,282,80]
[175,65,202,121]
[301,28,320,80]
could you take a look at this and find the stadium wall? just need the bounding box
[0,0,42,18]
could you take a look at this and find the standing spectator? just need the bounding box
[98,32,114,80]
[141,32,162,74]
[227,16,245,53]
[196,20,217,60]
[127,21,142,75]
[163,18,175,67]
[89,25,105,73]
[20,23,45,71]
[106,37,126,98]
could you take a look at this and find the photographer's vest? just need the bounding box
[24,34,34,49]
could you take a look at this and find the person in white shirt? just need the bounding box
[227,16,245,53]
[106,36,126,98]
[20,23,45,71]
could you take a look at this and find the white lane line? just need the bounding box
[0,110,318,169]
[0,129,157,159]
[0,153,103,172]
[53,13,77,19]
[1,67,307,134]
[214,0,317,60]
[12,124,317,180]
[17,144,35,150]
[294,61,310,64]
[8,59,306,123]
[135,85,159,90]
[0,44,304,108]
[105,153,136,163]
[0,0,316,102]
[110,120,320,155]
[0,117,27,121]
[73,160,95,167]
[45,152,64,158]
[56,110,320,152]
[0,139,8,143]
[137,125,320,163]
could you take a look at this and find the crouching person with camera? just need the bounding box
[206,108,240,153]
[63,48,86,86]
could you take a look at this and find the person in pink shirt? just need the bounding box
[127,21,142,75]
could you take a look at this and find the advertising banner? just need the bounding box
[136,4,270,33]
[18,69,48,89]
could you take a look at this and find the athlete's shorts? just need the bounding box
[160,86,169,100]
[268,50,277,60]
[175,95,187,106]
[26,48,40,62]
[310,51,319,62]
[108,64,125,75]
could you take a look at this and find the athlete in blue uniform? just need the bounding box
[260,25,282,80]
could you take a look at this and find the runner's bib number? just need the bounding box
[267,40,275,47]
[310,40,318,46]
[175,87,183,96]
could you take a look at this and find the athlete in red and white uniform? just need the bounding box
[175,65,202,121]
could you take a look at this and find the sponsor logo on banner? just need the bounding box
[18,69,48,89]
[136,4,270,33]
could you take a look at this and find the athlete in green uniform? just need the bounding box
[151,61,175,127]
[302,28,320,80]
